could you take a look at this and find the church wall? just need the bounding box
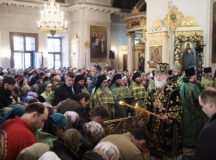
[110,15,128,71]
[146,0,168,33]
[0,5,70,69]
[145,0,212,71]
[68,5,115,69]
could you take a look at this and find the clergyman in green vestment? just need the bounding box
[180,67,206,160]
[93,74,115,119]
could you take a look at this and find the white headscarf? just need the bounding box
[64,111,79,124]
[39,151,61,160]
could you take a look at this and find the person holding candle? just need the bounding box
[144,63,182,159]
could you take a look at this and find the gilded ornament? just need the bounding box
[164,5,184,31]
[148,32,168,38]
[180,17,199,27]
[151,20,165,29]
[175,31,202,37]
[131,6,139,15]
[149,39,163,46]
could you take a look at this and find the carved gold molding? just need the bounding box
[125,16,146,30]
[175,31,203,37]
[151,19,165,29]
[180,16,200,27]
[135,42,145,51]
[149,39,163,46]
[139,29,146,43]
[148,32,168,38]
[127,32,136,37]
[131,6,139,15]
[164,5,184,31]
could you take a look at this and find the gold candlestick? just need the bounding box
[119,101,162,119]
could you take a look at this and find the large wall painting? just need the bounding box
[90,25,107,63]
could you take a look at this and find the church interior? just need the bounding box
[0,0,214,72]
[0,0,216,160]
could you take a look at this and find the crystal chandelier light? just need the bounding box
[37,0,68,36]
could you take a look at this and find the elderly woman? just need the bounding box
[64,111,80,129]
[16,143,50,160]
[39,151,61,160]
[93,142,120,160]
[36,113,67,148]
[82,121,105,145]
[52,128,82,160]
[78,121,105,157]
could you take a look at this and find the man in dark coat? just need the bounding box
[195,87,216,160]
[57,92,90,118]
[56,92,90,130]
[0,76,16,109]
[53,72,79,106]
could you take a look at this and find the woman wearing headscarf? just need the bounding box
[39,151,61,160]
[0,107,24,124]
[93,142,120,160]
[41,83,54,104]
[52,128,82,160]
[64,111,80,129]
[16,143,50,160]
[78,121,105,158]
[36,113,67,148]
[18,78,28,88]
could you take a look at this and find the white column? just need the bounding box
[127,32,135,72]
[168,0,174,68]
[169,29,175,68]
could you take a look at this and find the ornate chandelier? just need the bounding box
[37,0,68,36]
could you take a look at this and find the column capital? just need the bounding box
[127,32,136,38]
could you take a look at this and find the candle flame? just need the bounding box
[119,101,124,105]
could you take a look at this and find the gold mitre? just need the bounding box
[155,63,170,74]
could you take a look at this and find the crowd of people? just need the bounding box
[0,62,216,160]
